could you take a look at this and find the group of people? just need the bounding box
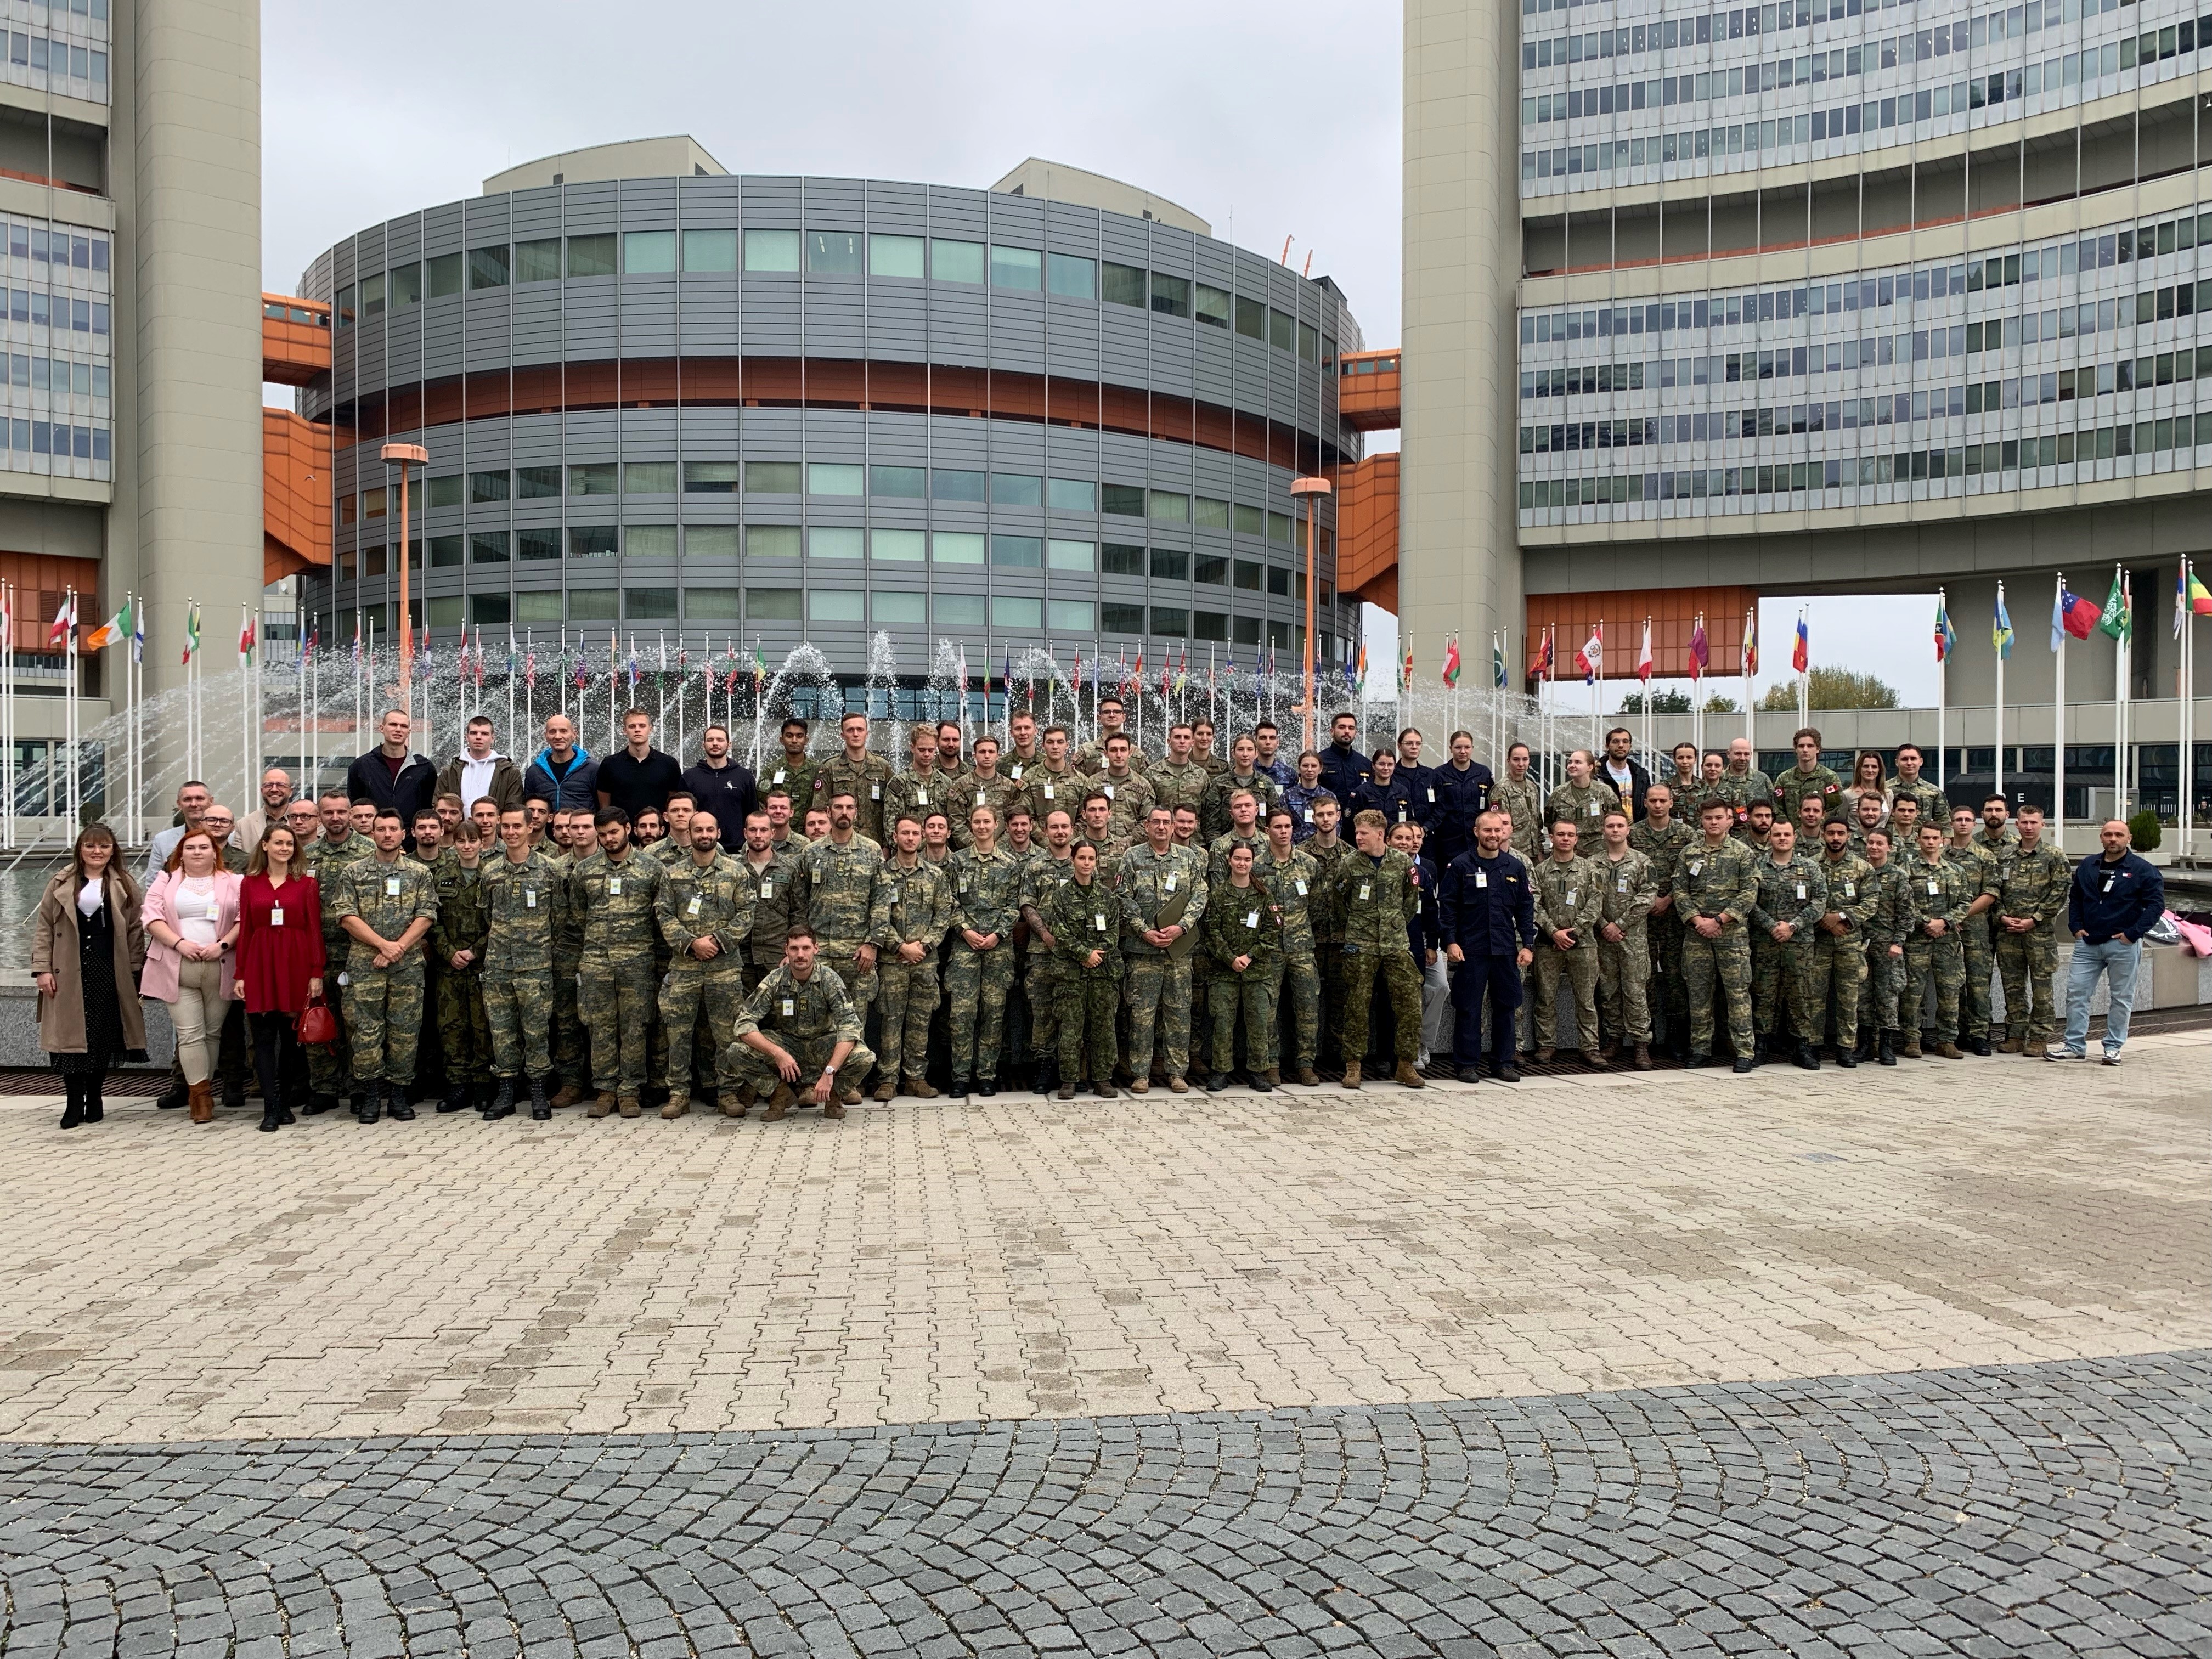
[30,701,2168,1130]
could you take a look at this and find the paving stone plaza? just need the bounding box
[1,1031,2205,1655]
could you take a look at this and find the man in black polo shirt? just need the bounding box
[596,708,683,818]
[680,723,758,855]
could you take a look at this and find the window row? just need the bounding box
[1523,0,2152,71]
[0,288,109,336]
[1,28,105,95]
[0,416,106,459]
[335,233,1330,362]
[0,221,109,278]
[0,354,107,395]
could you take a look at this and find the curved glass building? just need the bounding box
[296,141,1366,684]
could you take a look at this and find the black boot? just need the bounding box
[386,1082,416,1122]
[528,1075,551,1120]
[1034,1057,1058,1096]
[59,1078,83,1130]
[258,1103,282,1132]
[438,1080,470,1113]
[1793,1040,1820,1071]
[82,1079,104,1124]
[157,1074,187,1111]
[486,1077,514,1120]
[1836,1041,1858,1069]
[1877,1030,1897,1066]
[304,1093,338,1116]
[354,1090,380,1125]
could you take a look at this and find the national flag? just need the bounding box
[574,646,589,690]
[1993,591,2013,659]
[2190,562,2212,617]
[1353,643,1368,693]
[1529,629,1553,681]
[134,605,146,663]
[2097,568,2130,642]
[83,599,131,652]
[349,616,360,666]
[1133,647,1143,690]
[1070,645,1082,691]
[1791,614,1809,674]
[1574,623,1603,684]
[1493,635,1507,690]
[626,641,640,692]
[1742,607,1758,676]
[1637,618,1654,682]
[47,591,75,650]
[1934,594,1956,661]
[1688,614,1708,680]
[1401,642,1415,693]
[0,585,12,647]
[1441,635,1461,688]
[2054,579,2098,644]
[753,646,767,691]
[2176,565,2191,640]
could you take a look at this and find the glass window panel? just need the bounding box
[809,526,864,560]
[390,263,422,306]
[567,526,618,559]
[1102,483,1146,516]
[1046,252,1095,298]
[748,587,802,620]
[1102,603,1143,634]
[469,592,511,625]
[868,233,924,278]
[1193,496,1230,529]
[990,533,1041,567]
[359,273,385,316]
[808,462,863,497]
[515,465,561,499]
[682,229,737,272]
[427,252,464,297]
[1298,322,1319,363]
[514,591,562,624]
[744,460,802,493]
[514,238,561,284]
[685,526,740,561]
[470,531,510,563]
[1269,308,1295,350]
[1046,538,1093,571]
[1149,607,1188,637]
[469,469,509,504]
[1196,284,1230,328]
[989,245,1041,289]
[1101,543,1144,575]
[428,534,463,568]
[747,525,801,559]
[362,487,388,521]
[932,239,984,284]
[1046,477,1095,512]
[1193,610,1228,642]
[1150,549,1188,580]
[1235,295,1266,340]
[516,530,560,561]
[626,586,678,619]
[1193,555,1228,586]
[743,229,799,273]
[624,525,676,560]
[686,586,742,619]
[624,232,676,274]
[991,471,1041,506]
[806,230,862,274]
[623,461,676,494]
[933,531,985,565]
[932,467,985,501]
[1150,274,1189,318]
[427,474,464,509]
[565,234,615,277]
[1049,599,1094,632]
[992,596,1042,629]
[870,528,925,561]
[1268,511,1293,544]
[870,464,925,498]
[684,461,741,493]
[1267,566,1290,596]
[1103,262,1146,307]
[567,588,617,620]
[936,594,985,626]
[1148,489,1189,522]
[567,462,617,496]
[1232,616,1261,646]
[468,245,509,289]
[1233,503,1265,536]
[873,590,926,624]
[1233,558,1262,590]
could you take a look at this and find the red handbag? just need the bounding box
[296,994,337,1046]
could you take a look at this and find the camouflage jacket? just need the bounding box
[948,844,1023,947]
[1328,847,1420,953]
[1013,761,1090,823]
[1658,769,1707,822]
[1773,764,1844,823]
[758,753,820,810]
[1018,850,1077,937]
[478,849,565,976]
[1489,775,1545,862]
[792,834,885,956]
[1206,828,1269,889]
[304,833,373,944]
[1087,769,1156,842]
[655,850,757,964]
[1203,878,1282,972]
[1532,854,1604,946]
[1044,873,1122,979]
[1902,854,1977,936]
[739,852,801,967]
[1544,778,1621,837]
[816,751,894,845]
[1116,841,1209,957]
[1994,841,2071,936]
[1943,840,2002,938]
[1256,844,1322,955]
[1749,851,1826,940]
[948,774,1026,850]
[1302,837,1352,941]
[428,857,490,969]
[1816,849,1880,938]
[1627,818,1694,901]
[733,962,864,1047]
[331,854,438,962]
[1673,836,1759,930]
[1199,770,1284,844]
[1073,736,1148,776]
[568,848,663,960]
[874,856,955,951]
[1147,757,1213,817]
[1886,775,1948,827]
[882,769,952,841]
[1594,847,1658,938]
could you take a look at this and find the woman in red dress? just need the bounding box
[234,824,325,1131]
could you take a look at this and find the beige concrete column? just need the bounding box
[1402,0,1523,692]
[128,0,261,699]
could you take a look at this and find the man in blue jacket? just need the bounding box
[1318,710,1371,805]
[1440,806,1537,1084]
[523,714,600,811]
[2052,817,2165,1065]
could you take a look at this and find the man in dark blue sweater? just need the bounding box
[2052,817,2165,1065]
[1439,807,1537,1083]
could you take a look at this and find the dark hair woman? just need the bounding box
[32,824,149,1128]
[234,824,325,1131]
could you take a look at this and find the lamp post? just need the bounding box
[1291,474,1332,753]
[382,441,427,725]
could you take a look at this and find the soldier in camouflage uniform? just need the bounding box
[871,814,953,1099]
[303,791,372,1110]
[759,718,821,820]
[544,807,593,1106]
[1206,788,1268,885]
[1629,783,1694,1057]
[1747,821,1826,1068]
[1077,789,1136,873]
[817,713,894,847]
[945,805,1023,1094]
[1661,744,1706,824]
[1530,819,1605,1064]
[1016,725,1089,825]
[1772,728,1844,824]
[653,812,755,1118]
[1675,799,1759,1070]
[729,929,876,1119]
[1073,695,1148,777]
[792,794,887,1086]
[1543,750,1621,844]
[1944,806,2002,1052]
[1327,810,1426,1089]
[950,737,1025,853]
[1991,804,2070,1052]
[1149,723,1214,821]
[883,726,950,851]
[1860,827,1915,1063]
[1190,718,1231,777]
[482,805,563,1118]
[1593,809,1657,1066]
[1203,839,1281,1090]
[1120,806,1209,1092]
[1089,735,1158,845]
[1304,796,1351,1068]
[568,809,663,1115]
[1017,810,1077,1090]
[1199,735,1284,844]
[735,810,797,992]
[1885,745,1948,830]
[1045,839,1121,1097]
[1900,821,1974,1057]
[427,821,493,1112]
[1258,806,1323,1085]
[330,809,439,1122]
[1810,819,1878,1065]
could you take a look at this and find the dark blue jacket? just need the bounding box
[1427,759,1493,867]
[1407,854,1441,957]
[1318,739,1370,805]
[524,744,600,810]
[1440,848,1536,956]
[2067,849,2164,943]
[1355,774,1419,827]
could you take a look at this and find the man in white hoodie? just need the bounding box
[436,715,524,815]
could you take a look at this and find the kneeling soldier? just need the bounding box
[729,928,876,1120]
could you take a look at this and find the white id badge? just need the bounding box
[1566,890,1578,906]
[1844,882,1856,898]
[269,905,284,927]
[774,769,786,783]
[1475,872,1488,889]
[871,784,881,800]
[1359,883,1372,901]
[687,894,703,917]
[916,787,929,805]
[607,877,623,896]
[1588,802,1600,817]
[781,998,796,1017]
[1103,783,1115,799]
[1617,878,1628,893]
[1426,788,1436,803]
[384,876,401,898]
[1688,861,1703,876]
[1042,783,1056,800]
[1795,883,1807,900]
[1094,912,1108,932]
[1245,908,1260,928]
[1164,874,1177,893]
[760,879,774,899]
[1302,808,1313,823]
[524,889,538,909]
[1927,879,1940,895]
[1295,879,1308,896]
[976,791,987,806]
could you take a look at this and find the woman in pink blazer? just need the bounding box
[141,829,242,1123]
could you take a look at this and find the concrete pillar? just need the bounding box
[128,0,261,701]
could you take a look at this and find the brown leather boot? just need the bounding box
[761,1084,794,1122]
[1997,1034,2023,1054]
[1258,1067,1282,1087]
[719,1088,751,1118]
[1534,1046,1557,1064]
[1393,1061,1426,1089]
[834,1081,863,1106]
[1901,1035,1923,1059]
[902,1076,939,1098]
[1931,1042,1963,1059]
[1296,1067,1319,1086]
[1633,1043,1652,1070]
[872,1077,898,1102]
[586,1091,616,1118]
[549,1083,585,1109]
[1128,1076,1150,1094]
[659,1092,690,1119]
[1166,1075,1189,1093]
[188,1081,215,1124]
[617,1096,642,1118]
[1341,1060,1362,1089]
[1598,1040,1620,1060]
[1582,1048,1610,1070]
[823,1100,847,1119]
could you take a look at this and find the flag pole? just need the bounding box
[65,585,78,831]
[1936,587,1948,797]
[2182,557,2196,859]
[1994,581,2007,804]
[2113,565,2127,818]
[3,582,14,851]
[2052,574,2067,853]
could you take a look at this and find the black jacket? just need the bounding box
[2068,850,2164,943]
[346,747,440,834]
[1595,755,1654,821]
[1318,740,1370,806]
[1439,848,1537,956]
[681,759,759,853]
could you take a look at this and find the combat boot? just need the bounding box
[761,1084,795,1122]
[1092,1080,1116,1099]
[1205,1072,1229,1092]
[1581,1049,1610,1070]
[1900,1033,1922,1059]
[872,1077,898,1102]
[1836,1044,1858,1069]
[1032,1058,1058,1096]
[1998,1032,2023,1054]
[902,1075,939,1098]
[528,1075,551,1120]
[588,1092,616,1118]
[1056,1082,1077,1101]
[387,1083,417,1122]
[487,1077,515,1120]
[1930,1041,1963,1059]
[1257,1067,1282,1088]
[1685,1052,1714,1069]
[1877,1031,1897,1066]
[1794,1040,1820,1071]
[660,1091,690,1119]
[439,1080,471,1113]
[1731,1056,1756,1073]
[1341,1059,1362,1089]
[1598,1040,1620,1060]
[834,1079,864,1107]
[1296,1066,1319,1086]
[1393,1061,1426,1089]
[1534,1045,1558,1064]
[1632,1044,1652,1071]
[823,1100,847,1120]
[1166,1074,1189,1093]
[304,1093,339,1116]
[719,1087,751,1118]
[617,1096,642,1118]
[549,1082,585,1109]
[1128,1076,1149,1094]
[354,1090,380,1125]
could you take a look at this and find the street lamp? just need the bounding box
[381,440,427,722]
[1290,474,1333,753]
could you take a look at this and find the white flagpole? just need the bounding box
[1743,606,1755,757]
[1994,581,2007,804]
[1936,587,1949,797]
[3,582,14,851]
[2052,575,2067,853]
[2183,558,2196,859]
[2113,566,2128,818]
[65,585,78,830]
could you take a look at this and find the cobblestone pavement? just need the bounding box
[0,1030,2203,1445]
[1,1351,2205,1658]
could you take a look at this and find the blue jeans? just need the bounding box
[2061,937,2142,1055]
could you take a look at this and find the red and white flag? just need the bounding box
[1573,622,1604,684]
[1637,618,1654,682]
[48,591,75,650]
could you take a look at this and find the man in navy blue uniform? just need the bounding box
[1318,710,1371,806]
[1440,806,1536,1083]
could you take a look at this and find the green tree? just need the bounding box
[2127,808,2162,851]
[1758,667,1901,712]
[1701,693,1739,714]
[1618,687,1694,714]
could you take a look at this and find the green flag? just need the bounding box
[2097,569,2131,642]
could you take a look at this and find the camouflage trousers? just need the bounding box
[726,1032,878,1103]
[1125,952,1195,1080]
[944,945,1015,1085]
[342,951,426,1085]
[816,951,878,1011]
[660,960,747,1097]
[1208,958,1280,1075]
[1750,936,1820,1041]
[483,967,553,1079]
[551,946,589,1089]
[1681,924,1753,1058]
[1810,933,1869,1048]
[1597,929,1652,1045]
[1520,947,1551,1049]
[306,942,354,1097]
[1960,920,1995,1041]
[1025,952,1063,1061]
[580,951,656,1096]
[1267,949,1321,1071]
[1867,944,1906,1032]
[1647,909,1688,1043]
[873,954,940,1083]
[434,963,492,1086]
[1995,929,2060,1045]
[1903,931,1965,1044]
[1055,971,1120,1085]
[1314,942,1346,1066]
[1533,941,1599,1049]
[1340,945,1423,1063]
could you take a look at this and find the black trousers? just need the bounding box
[250,1012,309,1109]
[1450,953,1524,1071]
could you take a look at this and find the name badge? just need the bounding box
[525,889,538,909]
[1795,883,1807,900]
[1617,878,1628,893]
[1103,783,1115,799]
[1844,882,1856,898]
[687,894,703,917]
[1587,802,1600,816]
[774,769,787,783]
[1042,783,1056,799]
[977,791,987,806]
[1927,879,1940,895]
[1094,912,1108,932]
[607,877,623,896]
[385,876,401,897]
[1688,861,1703,876]
[2101,874,2116,893]
[759,879,774,899]
[1359,883,1372,901]
[1566,890,1578,905]
[915,787,929,804]
[1245,909,1260,928]
[1475,871,1488,889]
[1295,879,1307,896]
[1426,788,1436,802]
[871,784,881,800]
[781,998,796,1017]
[1302,808,1313,823]
[1163,873,1177,893]
[269,905,284,927]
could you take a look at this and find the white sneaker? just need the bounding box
[2100,1049,2123,1066]
[2042,1046,2087,1061]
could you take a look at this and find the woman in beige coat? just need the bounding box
[32,823,148,1128]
